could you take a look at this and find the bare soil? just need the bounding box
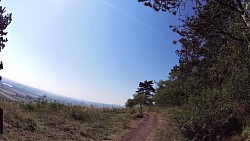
[120,113,156,141]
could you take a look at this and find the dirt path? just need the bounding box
[121,113,156,141]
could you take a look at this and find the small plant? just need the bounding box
[25,116,37,132]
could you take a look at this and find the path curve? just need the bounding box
[121,113,156,141]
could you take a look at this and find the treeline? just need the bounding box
[133,0,250,140]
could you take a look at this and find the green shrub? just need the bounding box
[70,106,99,122]
[177,89,245,141]
[154,80,187,107]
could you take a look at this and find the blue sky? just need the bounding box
[1,0,180,105]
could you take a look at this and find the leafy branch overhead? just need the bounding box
[138,0,250,44]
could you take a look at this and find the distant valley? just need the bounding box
[0,77,119,108]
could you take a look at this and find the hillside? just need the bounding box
[0,100,183,141]
[0,95,245,140]
[0,100,133,140]
[0,77,119,107]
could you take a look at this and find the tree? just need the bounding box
[125,80,155,107]
[0,1,12,81]
[125,80,155,117]
[136,80,155,105]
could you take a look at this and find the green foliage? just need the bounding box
[177,89,246,140]
[125,80,156,118]
[125,80,155,108]
[133,92,147,106]
[174,36,249,140]
[154,80,187,106]
[138,0,250,140]
[125,98,136,108]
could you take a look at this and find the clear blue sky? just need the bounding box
[1,0,180,105]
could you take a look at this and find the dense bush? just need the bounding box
[178,89,245,140]
[154,80,187,106]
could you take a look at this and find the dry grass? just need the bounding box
[3,101,244,141]
[0,100,142,141]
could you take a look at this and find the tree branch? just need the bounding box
[213,0,244,14]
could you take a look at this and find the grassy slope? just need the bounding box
[0,100,144,141]
[1,100,246,141]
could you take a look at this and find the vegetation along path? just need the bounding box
[121,113,156,141]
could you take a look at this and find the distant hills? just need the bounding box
[0,77,120,108]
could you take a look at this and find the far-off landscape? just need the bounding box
[0,0,249,141]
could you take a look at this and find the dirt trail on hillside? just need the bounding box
[120,113,156,141]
